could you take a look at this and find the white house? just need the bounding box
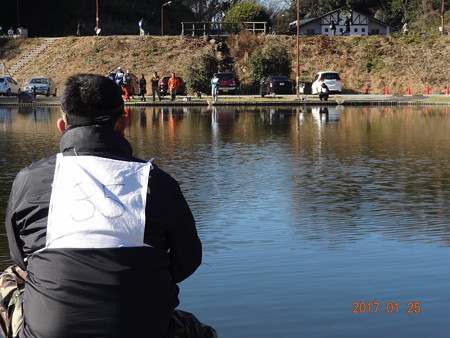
[290,7,391,36]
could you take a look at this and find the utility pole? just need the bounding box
[276,14,285,34]
[96,0,99,34]
[442,0,445,35]
[296,0,300,98]
[17,0,20,28]
[161,1,172,36]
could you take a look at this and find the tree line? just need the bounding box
[0,0,447,37]
[290,0,448,30]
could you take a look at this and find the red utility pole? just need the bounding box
[296,0,301,98]
[96,0,99,33]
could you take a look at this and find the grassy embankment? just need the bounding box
[1,33,450,97]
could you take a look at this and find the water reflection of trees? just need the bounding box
[3,105,450,250]
[128,106,450,249]
[288,107,450,248]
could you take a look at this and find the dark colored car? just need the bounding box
[216,73,238,94]
[159,76,187,97]
[260,76,295,97]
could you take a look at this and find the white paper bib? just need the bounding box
[46,153,152,249]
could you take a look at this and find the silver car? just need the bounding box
[24,77,57,97]
[0,76,21,96]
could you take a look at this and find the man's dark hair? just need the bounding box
[61,74,124,127]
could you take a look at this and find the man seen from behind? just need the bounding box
[4,74,204,338]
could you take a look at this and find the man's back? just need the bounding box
[7,124,201,338]
[24,246,177,337]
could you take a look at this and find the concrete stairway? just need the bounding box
[8,38,59,76]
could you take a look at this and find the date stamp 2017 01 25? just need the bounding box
[352,302,421,314]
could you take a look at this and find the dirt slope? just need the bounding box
[1,34,450,95]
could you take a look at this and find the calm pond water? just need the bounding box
[1,105,450,337]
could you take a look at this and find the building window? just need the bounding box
[354,28,358,32]
[325,28,329,33]
[362,28,366,33]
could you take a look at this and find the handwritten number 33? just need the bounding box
[71,182,125,221]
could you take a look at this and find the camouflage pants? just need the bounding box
[0,265,217,338]
[0,265,26,338]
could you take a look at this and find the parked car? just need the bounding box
[260,76,295,97]
[159,76,187,97]
[216,73,238,94]
[23,77,57,97]
[311,71,342,94]
[0,76,21,96]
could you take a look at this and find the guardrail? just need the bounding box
[181,22,268,36]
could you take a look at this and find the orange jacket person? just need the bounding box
[168,73,181,101]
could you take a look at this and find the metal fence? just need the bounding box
[181,22,268,37]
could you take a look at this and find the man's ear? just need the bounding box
[114,115,129,136]
[57,118,67,132]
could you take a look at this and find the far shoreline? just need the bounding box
[1,94,450,107]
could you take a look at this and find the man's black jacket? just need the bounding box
[5,125,202,338]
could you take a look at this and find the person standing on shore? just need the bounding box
[139,74,147,101]
[114,67,125,88]
[211,73,220,102]
[168,72,180,101]
[151,71,161,101]
[402,22,410,35]
[139,18,145,36]
[122,70,132,101]
[76,23,83,36]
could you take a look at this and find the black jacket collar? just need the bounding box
[59,125,133,157]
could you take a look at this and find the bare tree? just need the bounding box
[179,0,243,21]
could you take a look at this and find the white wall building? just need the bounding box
[290,7,391,36]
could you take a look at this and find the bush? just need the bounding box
[223,1,271,34]
[184,50,219,95]
[224,1,270,23]
[247,42,291,84]
[228,30,263,59]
